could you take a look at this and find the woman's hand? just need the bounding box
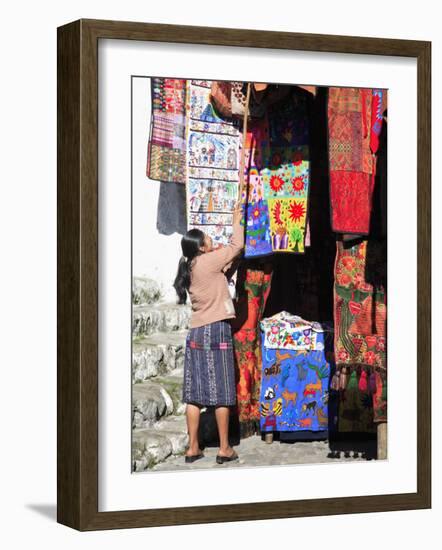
[232,201,243,225]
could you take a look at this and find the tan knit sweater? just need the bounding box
[188,221,244,328]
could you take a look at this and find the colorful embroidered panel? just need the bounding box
[186,80,241,247]
[243,89,310,257]
[328,87,386,234]
[147,78,187,184]
[259,329,333,433]
[261,311,324,351]
[333,240,387,369]
[243,117,273,257]
[232,268,273,424]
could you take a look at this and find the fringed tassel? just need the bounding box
[358,369,368,392]
[331,370,341,391]
[347,370,358,391]
[339,367,349,390]
[380,374,387,401]
[369,371,377,394]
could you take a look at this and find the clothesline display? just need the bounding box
[259,312,333,434]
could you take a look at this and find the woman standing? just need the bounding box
[173,204,244,464]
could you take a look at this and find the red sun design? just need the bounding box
[288,201,306,223]
[273,201,283,225]
[292,177,304,192]
[269,175,284,192]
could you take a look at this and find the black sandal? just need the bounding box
[184,453,204,463]
[216,450,239,464]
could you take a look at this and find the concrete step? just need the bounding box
[132,330,187,382]
[132,276,161,306]
[132,416,189,471]
[132,375,186,428]
[132,302,191,338]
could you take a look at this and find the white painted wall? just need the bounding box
[132,77,183,302]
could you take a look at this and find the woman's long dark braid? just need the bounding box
[173,228,205,304]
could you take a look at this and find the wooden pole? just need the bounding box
[237,82,252,204]
[377,422,387,459]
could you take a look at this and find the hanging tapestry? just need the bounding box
[147,78,187,184]
[260,311,324,351]
[232,267,273,426]
[243,88,310,257]
[333,239,387,423]
[156,181,187,236]
[243,117,273,257]
[186,80,241,247]
[328,87,386,234]
[259,326,333,433]
[263,90,310,253]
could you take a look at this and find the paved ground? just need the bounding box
[152,434,371,471]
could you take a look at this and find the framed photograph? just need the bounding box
[57,19,431,530]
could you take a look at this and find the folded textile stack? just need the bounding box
[260,311,325,351]
[259,312,333,434]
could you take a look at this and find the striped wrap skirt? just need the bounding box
[182,320,237,407]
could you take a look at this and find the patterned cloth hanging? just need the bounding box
[147,78,187,184]
[231,267,273,426]
[243,87,311,257]
[328,87,386,234]
[185,80,241,247]
[259,324,333,433]
[332,239,387,423]
[260,311,324,351]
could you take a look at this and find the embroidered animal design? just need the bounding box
[301,400,317,414]
[297,417,313,428]
[303,375,322,397]
[264,350,291,377]
[272,398,283,416]
[296,361,308,381]
[262,414,276,430]
[260,398,282,417]
[282,388,297,408]
[264,385,277,400]
[316,407,328,426]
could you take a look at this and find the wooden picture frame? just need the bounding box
[57,18,431,531]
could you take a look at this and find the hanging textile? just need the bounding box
[231,266,273,427]
[333,239,387,424]
[328,87,386,234]
[243,117,273,257]
[156,181,187,236]
[243,87,311,257]
[259,322,333,433]
[147,78,187,184]
[260,311,324,351]
[185,80,241,247]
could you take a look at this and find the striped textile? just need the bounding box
[182,320,236,406]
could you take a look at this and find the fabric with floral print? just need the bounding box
[260,311,325,351]
[333,239,387,423]
[242,88,310,257]
[232,268,273,423]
